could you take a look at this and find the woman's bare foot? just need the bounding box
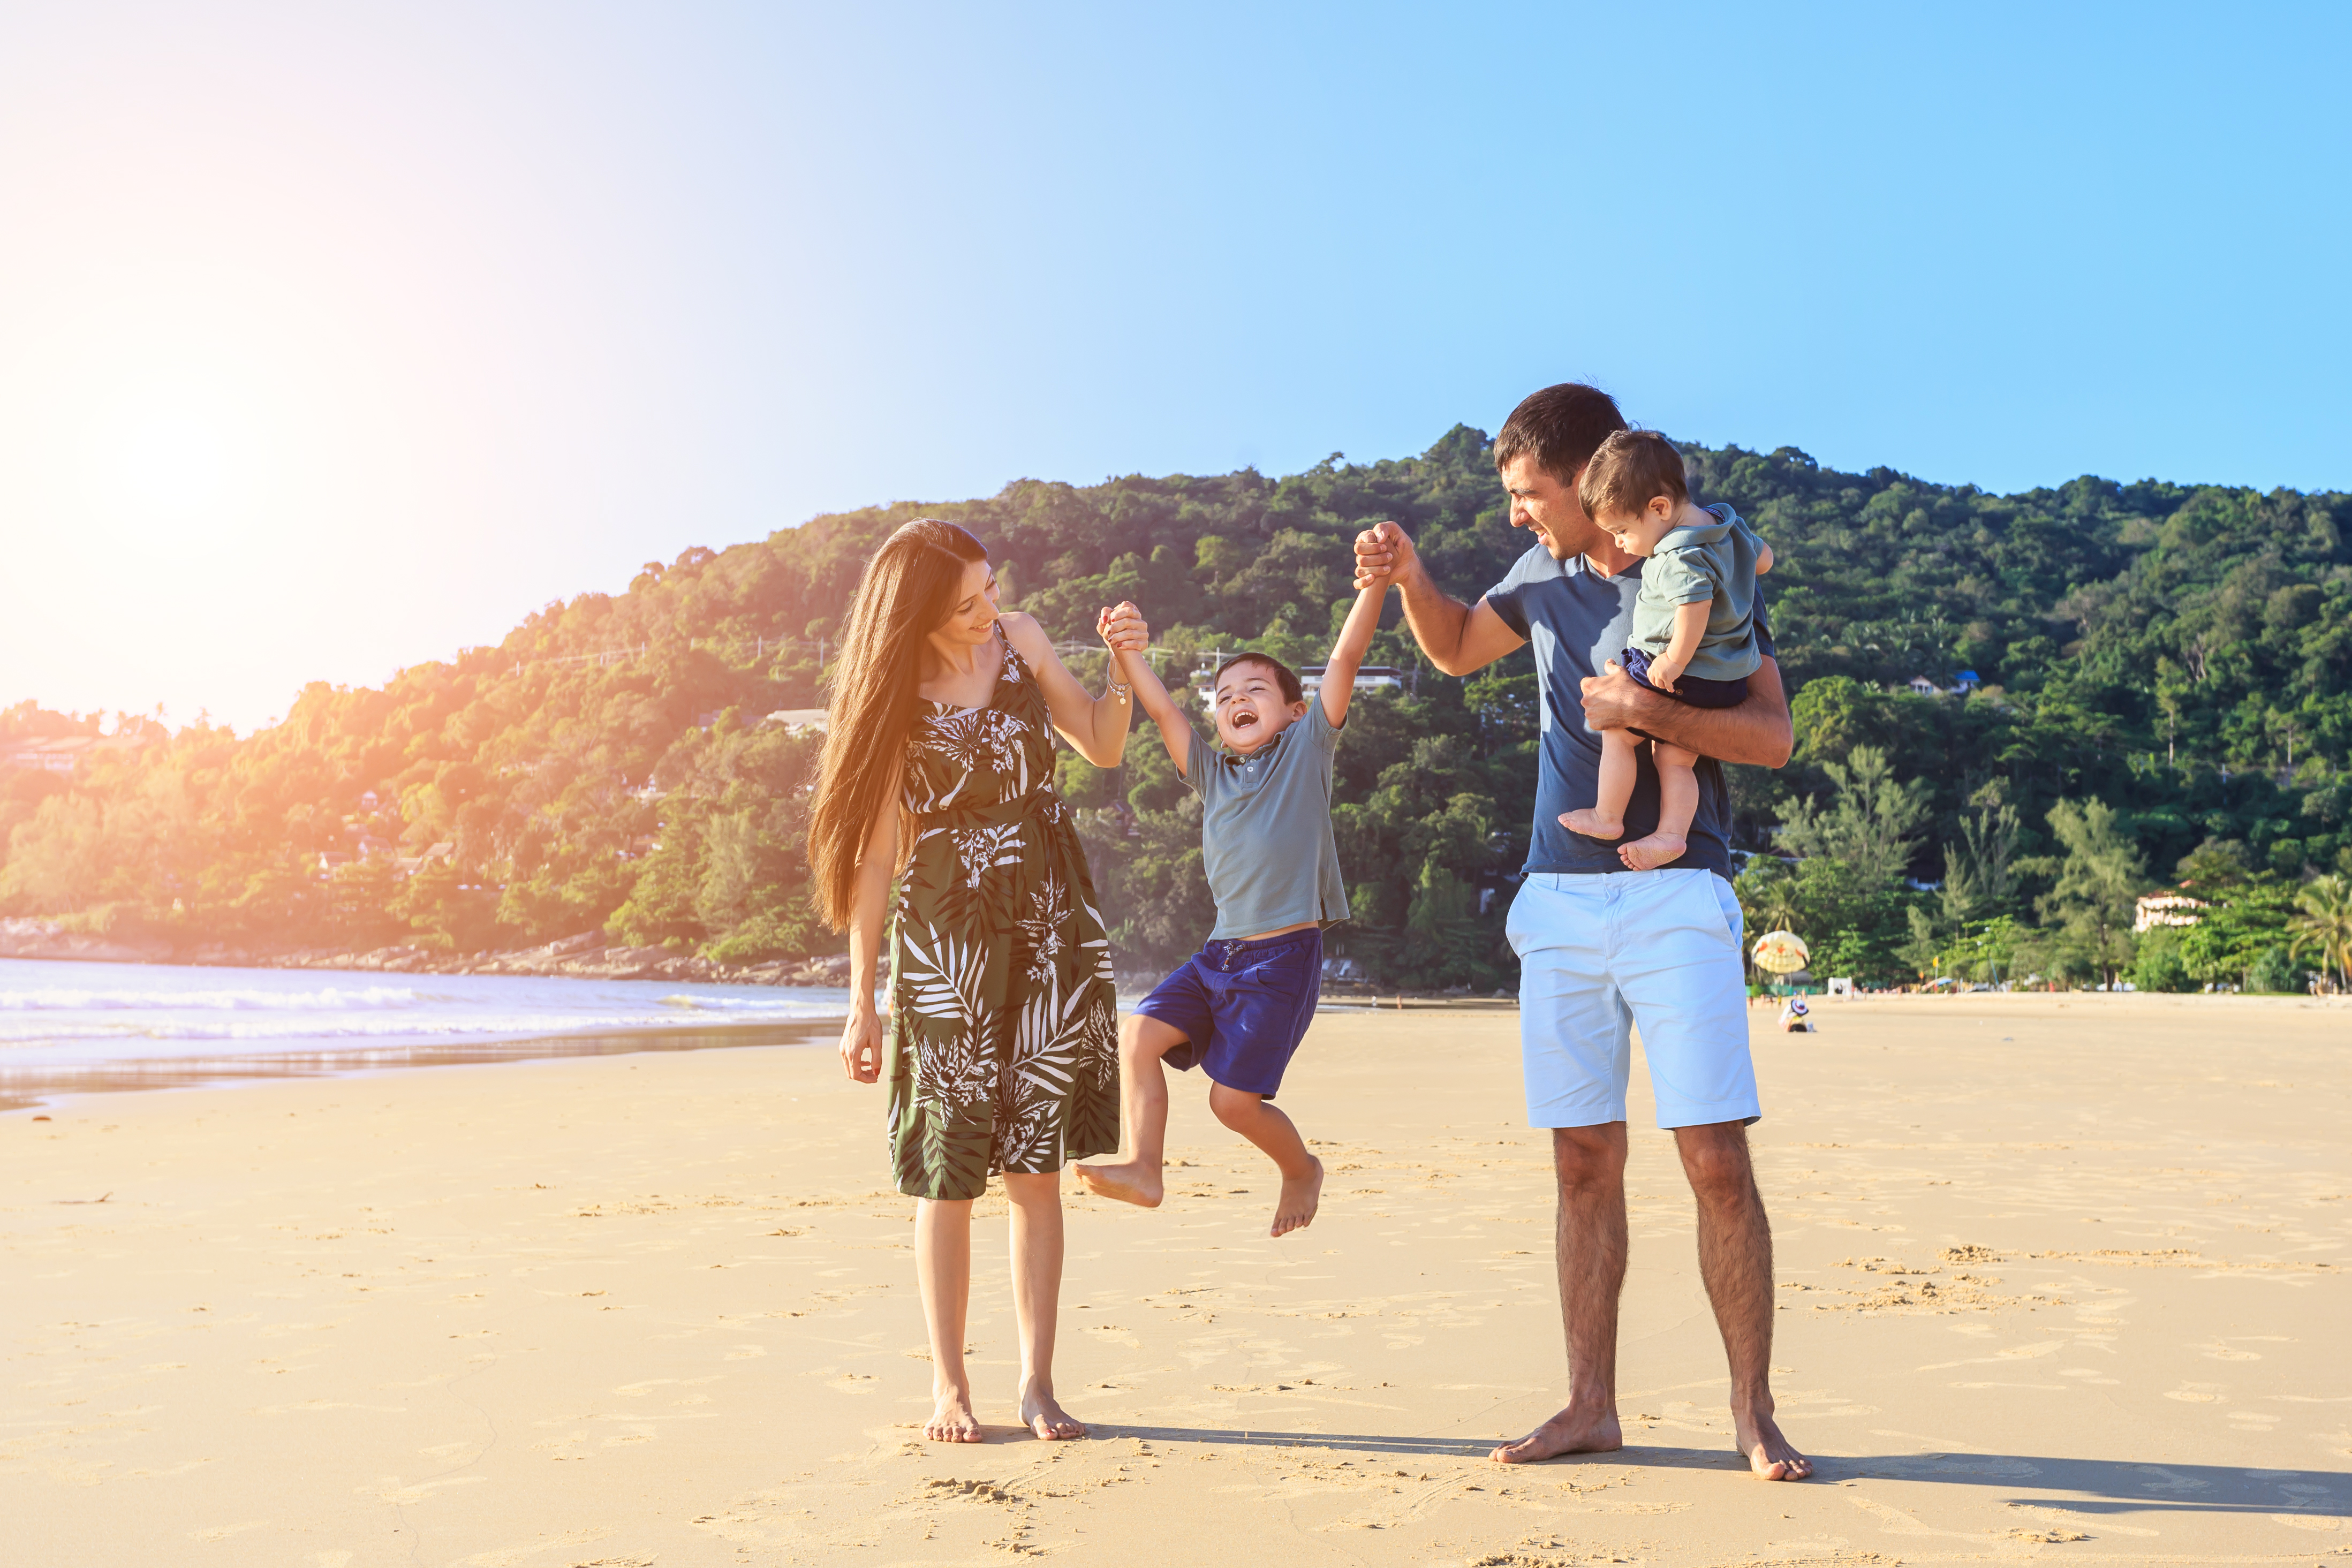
[1734,1406,1812,1480]
[1560,808,1623,841]
[1490,1400,1622,1464]
[1617,830,1687,870]
[1272,1156,1324,1238]
[1019,1381,1086,1441]
[926,1385,985,1443]
[1073,1159,1162,1208]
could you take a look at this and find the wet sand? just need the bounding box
[4,994,2347,1564]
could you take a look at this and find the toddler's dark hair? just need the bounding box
[1213,652,1304,706]
[1577,429,1689,521]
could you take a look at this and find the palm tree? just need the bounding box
[2289,874,2352,994]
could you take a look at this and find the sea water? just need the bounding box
[0,957,853,1108]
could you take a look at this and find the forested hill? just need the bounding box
[4,427,2349,989]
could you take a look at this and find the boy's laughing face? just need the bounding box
[1213,659,1307,755]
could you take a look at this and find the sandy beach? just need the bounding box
[5,993,2348,1565]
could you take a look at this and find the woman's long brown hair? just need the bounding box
[808,518,990,929]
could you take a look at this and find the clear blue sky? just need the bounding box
[3,2,2346,730]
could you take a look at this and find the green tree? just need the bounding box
[2037,798,2146,987]
[2288,873,2352,992]
[1775,746,1929,885]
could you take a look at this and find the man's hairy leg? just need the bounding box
[1675,1122,1812,1480]
[1075,1014,1186,1208]
[1492,1123,1628,1464]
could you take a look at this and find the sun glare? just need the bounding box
[110,406,236,516]
[72,375,265,536]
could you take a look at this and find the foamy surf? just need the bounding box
[0,957,851,1081]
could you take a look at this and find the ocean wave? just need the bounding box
[659,993,838,1012]
[0,984,429,1012]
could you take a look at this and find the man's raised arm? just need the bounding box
[1580,655,1794,769]
[1352,522,1524,677]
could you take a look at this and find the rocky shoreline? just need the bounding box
[0,918,852,987]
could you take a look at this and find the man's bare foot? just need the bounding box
[1490,1402,1622,1464]
[926,1386,985,1443]
[1560,809,1624,841]
[1617,830,1687,870]
[1073,1159,1163,1208]
[1733,1406,1812,1480]
[1272,1156,1323,1238]
[1019,1382,1086,1441]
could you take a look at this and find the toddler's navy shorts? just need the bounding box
[1134,927,1323,1099]
[1620,645,1749,708]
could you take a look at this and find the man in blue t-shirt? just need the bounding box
[1353,382,1810,1483]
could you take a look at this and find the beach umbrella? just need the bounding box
[1752,928,1810,975]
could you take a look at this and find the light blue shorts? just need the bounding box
[1504,868,1760,1130]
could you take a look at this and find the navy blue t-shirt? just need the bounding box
[1484,518,1775,883]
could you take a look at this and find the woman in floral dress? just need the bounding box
[808,518,1145,1444]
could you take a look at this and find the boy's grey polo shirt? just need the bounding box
[1179,700,1350,940]
[1484,511,1776,883]
[1629,504,1767,684]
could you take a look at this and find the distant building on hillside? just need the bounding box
[762,709,829,734]
[0,733,152,775]
[1190,659,1411,711]
[2135,889,2209,933]
[1301,664,1408,702]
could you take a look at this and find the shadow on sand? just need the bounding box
[1088,1427,2351,1518]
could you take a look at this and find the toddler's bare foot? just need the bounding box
[1020,1382,1086,1441]
[1272,1156,1323,1238]
[1617,830,1687,870]
[1561,809,1624,841]
[1074,1159,1162,1208]
[926,1385,985,1443]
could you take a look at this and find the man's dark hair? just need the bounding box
[1577,429,1689,522]
[1213,652,1304,706]
[1493,382,1629,483]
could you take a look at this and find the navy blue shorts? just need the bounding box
[1621,645,1749,708]
[1133,928,1323,1099]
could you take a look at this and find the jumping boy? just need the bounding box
[1561,430,1774,870]
[1075,575,1388,1238]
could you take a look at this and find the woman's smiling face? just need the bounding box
[933,557,1001,645]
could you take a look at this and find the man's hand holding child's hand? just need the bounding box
[1352,521,1411,589]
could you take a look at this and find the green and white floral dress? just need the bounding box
[884,631,1120,1201]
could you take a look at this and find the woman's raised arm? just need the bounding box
[998,609,1144,768]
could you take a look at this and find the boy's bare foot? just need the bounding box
[926,1386,985,1443]
[1560,809,1624,841]
[1734,1406,1812,1480]
[1073,1159,1163,1208]
[1490,1400,1622,1464]
[1019,1382,1086,1441]
[1272,1156,1323,1237]
[1616,830,1687,870]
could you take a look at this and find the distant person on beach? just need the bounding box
[1560,430,1775,869]
[1352,383,1812,1481]
[810,518,1147,1445]
[1075,575,1388,1238]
